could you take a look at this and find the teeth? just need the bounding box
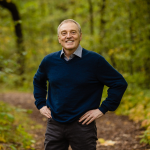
[67,41,73,43]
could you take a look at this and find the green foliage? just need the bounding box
[9,145,17,150]
[0,101,35,149]
[17,124,35,148]
[1,0,150,145]
[140,130,150,145]
[0,0,150,90]
[115,85,150,144]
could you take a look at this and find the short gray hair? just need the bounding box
[57,19,81,35]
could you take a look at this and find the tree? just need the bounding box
[0,0,25,84]
[99,0,107,54]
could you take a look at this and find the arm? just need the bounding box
[97,56,128,114]
[33,58,52,118]
[33,57,48,110]
[79,56,127,125]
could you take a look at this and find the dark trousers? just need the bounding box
[44,118,97,150]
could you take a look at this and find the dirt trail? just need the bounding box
[0,93,149,150]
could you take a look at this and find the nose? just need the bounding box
[66,32,71,38]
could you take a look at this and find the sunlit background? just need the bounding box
[0,0,150,148]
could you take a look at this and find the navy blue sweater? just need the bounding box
[33,48,127,123]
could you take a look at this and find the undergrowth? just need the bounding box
[115,85,150,145]
[101,83,150,145]
[0,101,37,150]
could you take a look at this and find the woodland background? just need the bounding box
[0,0,150,149]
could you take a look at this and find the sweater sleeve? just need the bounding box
[33,57,47,109]
[96,56,128,114]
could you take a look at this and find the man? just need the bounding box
[33,19,127,150]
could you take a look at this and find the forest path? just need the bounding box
[0,92,149,150]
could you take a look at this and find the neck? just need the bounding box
[63,49,76,59]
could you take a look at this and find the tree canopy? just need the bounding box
[0,0,150,88]
[0,0,150,146]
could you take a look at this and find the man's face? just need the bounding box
[58,22,82,52]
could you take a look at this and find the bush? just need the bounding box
[0,101,35,149]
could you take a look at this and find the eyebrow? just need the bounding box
[61,30,76,33]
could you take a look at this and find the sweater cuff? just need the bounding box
[37,103,46,110]
[99,106,108,114]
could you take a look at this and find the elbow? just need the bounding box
[120,78,128,91]
[124,79,128,89]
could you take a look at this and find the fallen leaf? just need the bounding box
[98,138,105,144]
[101,140,116,146]
[98,139,116,146]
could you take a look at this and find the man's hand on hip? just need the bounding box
[40,106,52,118]
[79,109,104,125]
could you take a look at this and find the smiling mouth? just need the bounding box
[66,41,74,43]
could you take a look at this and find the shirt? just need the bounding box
[60,45,82,61]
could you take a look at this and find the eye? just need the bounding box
[71,31,76,34]
[61,32,66,35]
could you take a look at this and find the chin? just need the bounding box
[66,48,75,51]
[65,47,76,50]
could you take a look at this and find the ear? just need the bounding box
[58,35,61,43]
[80,33,82,41]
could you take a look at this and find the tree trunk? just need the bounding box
[144,0,150,88]
[99,0,106,54]
[128,4,134,75]
[88,0,94,35]
[0,0,25,85]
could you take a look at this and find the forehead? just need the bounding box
[59,22,79,32]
